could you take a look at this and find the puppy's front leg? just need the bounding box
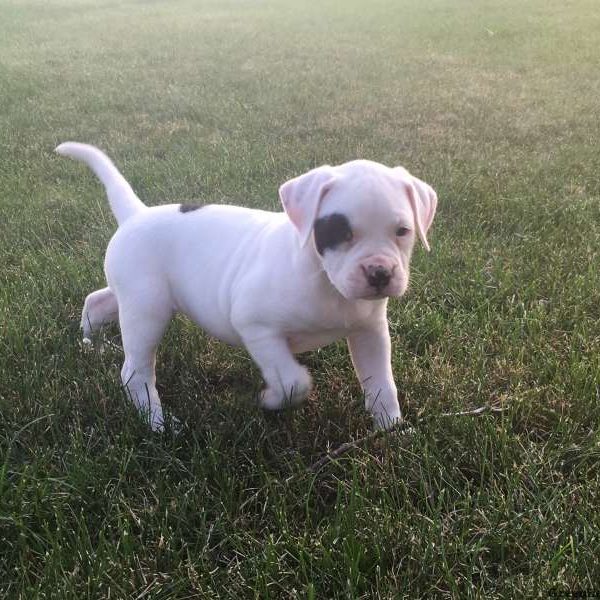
[347,321,401,429]
[241,328,312,410]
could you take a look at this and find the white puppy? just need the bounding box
[56,143,437,431]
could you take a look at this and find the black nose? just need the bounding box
[365,265,391,289]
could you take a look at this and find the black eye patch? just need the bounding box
[313,213,353,255]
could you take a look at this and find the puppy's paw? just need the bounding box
[259,386,309,410]
[147,409,166,433]
[127,391,166,433]
[80,335,108,354]
[259,387,287,410]
[259,368,312,410]
[372,410,403,431]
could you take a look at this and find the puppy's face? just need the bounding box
[280,160,437,300]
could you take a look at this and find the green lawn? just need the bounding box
[2,0,600,597]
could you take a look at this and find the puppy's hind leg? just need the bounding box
[118,295,172,432]
[81,287,119,345]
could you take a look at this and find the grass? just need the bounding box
[1,0,600,597]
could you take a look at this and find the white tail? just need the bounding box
[55,142,146,225]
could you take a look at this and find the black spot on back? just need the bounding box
[313,213,353,255]
[179,203,203,213]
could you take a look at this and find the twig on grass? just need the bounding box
[306,428,394,475]
[306,404,507,475]
[438,405,506,418]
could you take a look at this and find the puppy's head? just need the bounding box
[280,160,437,300]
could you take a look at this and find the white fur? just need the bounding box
[57,143,437,431]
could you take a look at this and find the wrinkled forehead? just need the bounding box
[318,167,413,225]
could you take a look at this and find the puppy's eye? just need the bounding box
[396,226,410,237]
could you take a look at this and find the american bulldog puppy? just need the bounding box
[56,142,437,431]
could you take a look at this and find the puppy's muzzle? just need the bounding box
[361,263,395,292]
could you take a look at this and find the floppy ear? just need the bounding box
[279,166,338,247]
[394,168,437,251]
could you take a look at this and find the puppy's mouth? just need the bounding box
[362,290,393,300]
[354,283,406,301]
[343,288,397,301]
[371,290,390,299]
[329,272,405,301]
